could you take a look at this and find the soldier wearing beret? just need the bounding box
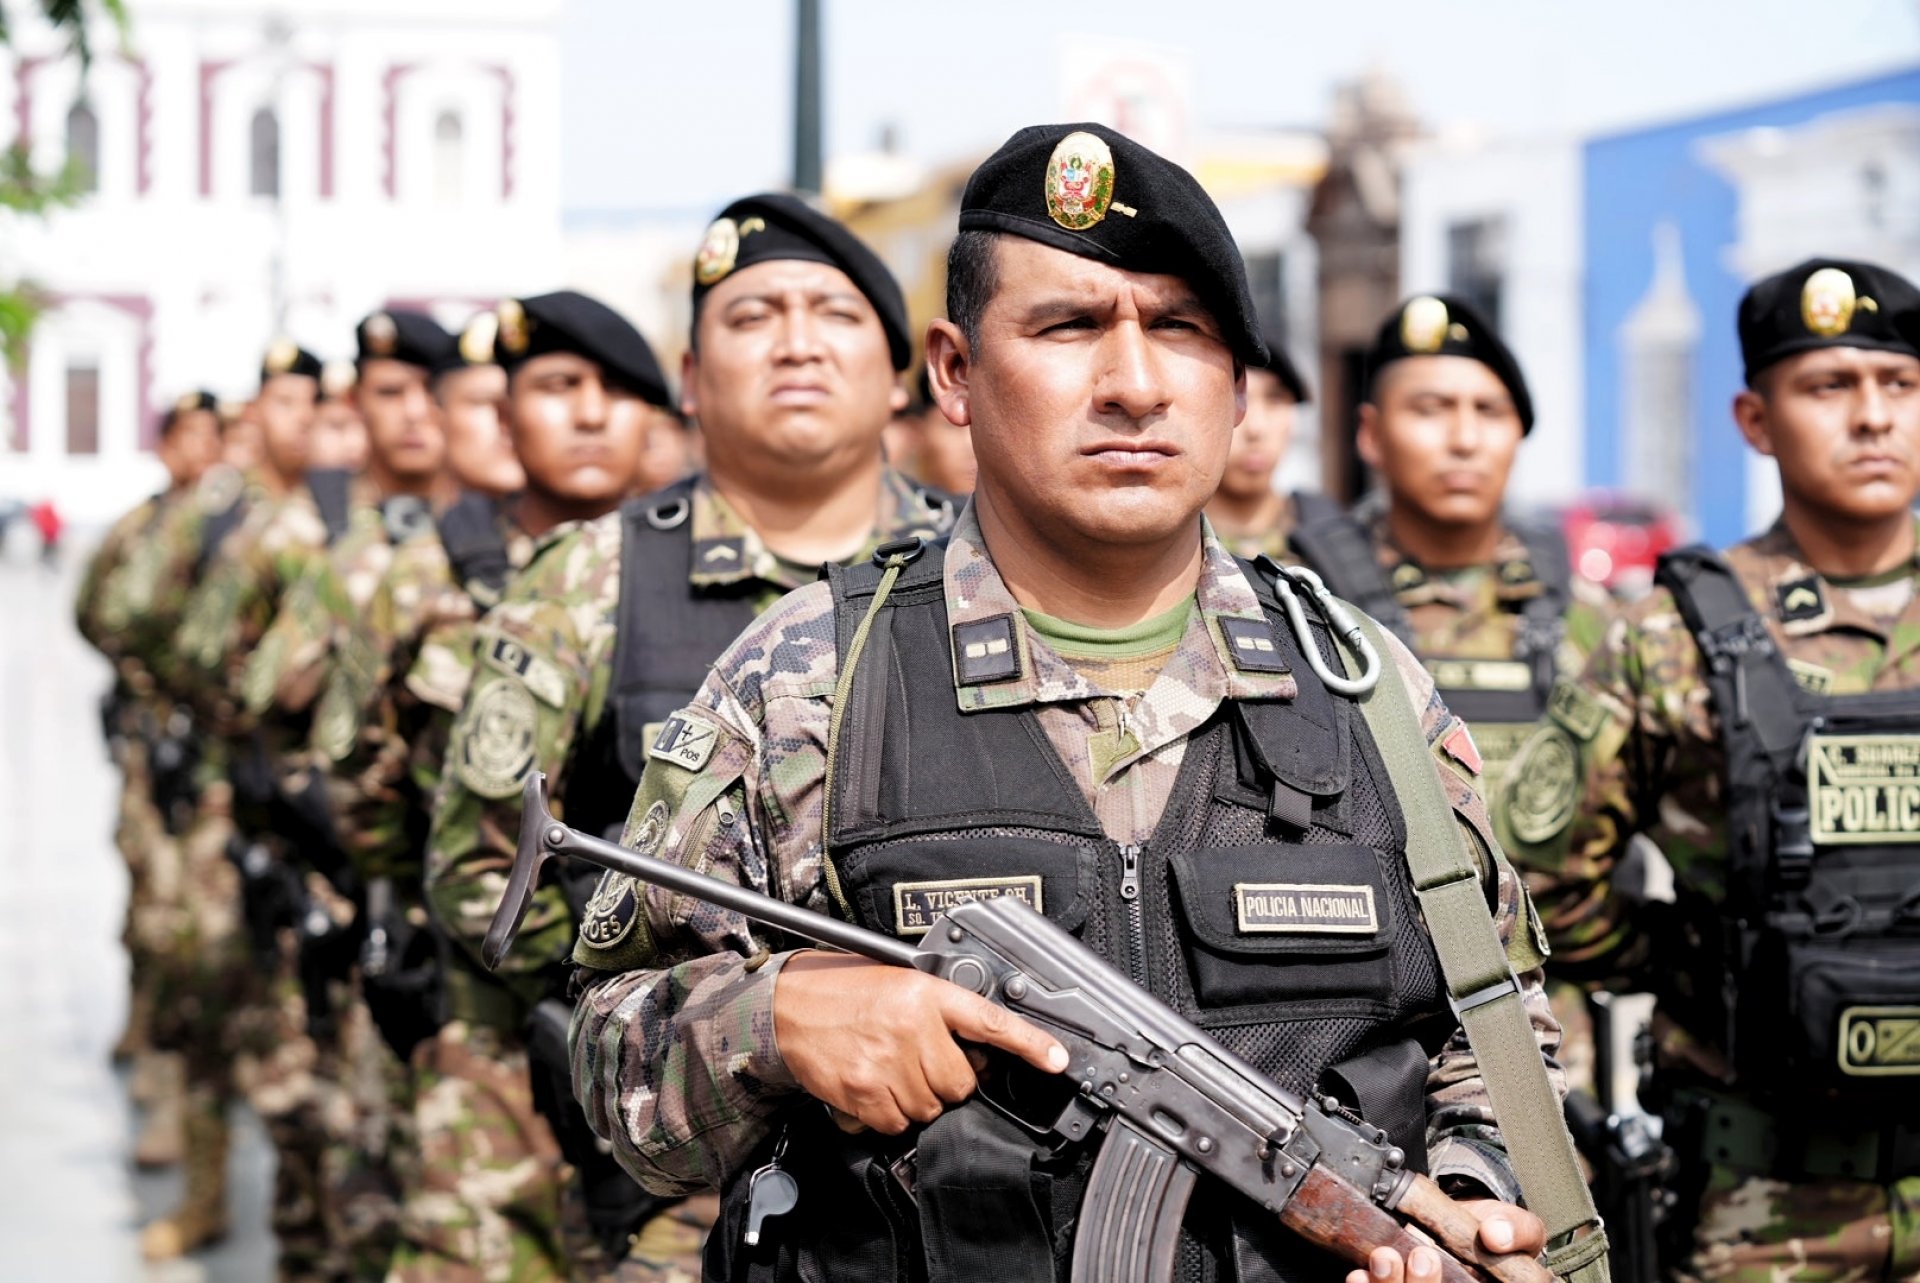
[566,125,1600,1283]
[1502,258,1920,1283]
[1206,336,1329,561]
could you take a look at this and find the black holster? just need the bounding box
[225,834,302,965]
[147,715,202,836]
[297,898,362,1044]
[359,878,446,1063]
[526,996,673,1260]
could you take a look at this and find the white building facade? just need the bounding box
[2,0,563,522]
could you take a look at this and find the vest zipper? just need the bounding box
[1118,843,1147,985]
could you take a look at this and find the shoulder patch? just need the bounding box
[577,871,642,951]
[650,713,719,772]
[1776,575,1829,626]
[1442,722,1482,776]
[456,679,539,799]
[1787,657,1834,695]
[483,635,568,708]
[1546,678,1606,742]
[1505,723,1579,845]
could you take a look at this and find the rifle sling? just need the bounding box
[1346,615,1609,1283]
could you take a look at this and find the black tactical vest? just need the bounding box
[434,491,514,608]
[1291,512,1570,780]
[1657,547,1920,1116]
[708,544,1453,1283]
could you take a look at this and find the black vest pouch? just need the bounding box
[917,1105,1058,1283]
[1319,1038,1432,1174]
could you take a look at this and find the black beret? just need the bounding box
[1739,258,1920,384]
[957,123,1267,367]
[1366,295,1534,434]
[357,309,454,370]
[493,290,672,408]
[172,389,219,415]
[260,339,323,386]
[1258,336,1311,404]
[431,311,505,378]
[691,192,911,371]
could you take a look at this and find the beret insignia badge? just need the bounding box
[363,311,398,356]
[264,337,300,375]
[1801,267,1863,338]
[695,217,741,286]
[497,298,529,355]
[460,312,498,365]
[320,359,356,400]
[175,391,201,414]
[1045,131,1115,231]
[1400,296,1452,354]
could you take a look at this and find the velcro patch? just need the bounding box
[1807,734,1920,845]
[483,635,568,708]
[1788,658,1835,695]
[1546,679,1606,742]
[1427,657,1531,692]
[650,714,719,772]
[1506,723,1579,844]
[578,871,641,950]
[1777,575,1829,625]
[456,679,539,799]
[1234,882,1378,935]
[1219,617,1290,674]
[951,615,1021,685]
[1443,723,1483,776]
[893,876,1041,937]
[1839,1006,1920,1076]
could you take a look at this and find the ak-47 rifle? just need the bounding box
[487,774,1561,1283]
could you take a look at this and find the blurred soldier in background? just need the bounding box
[1205,337,1323,560]
[885,366,978,495]
[1504,259,1920,1283]
[314,360,371,473]
[635,406,701,495]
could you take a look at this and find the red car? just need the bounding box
[1560,495,1682,599]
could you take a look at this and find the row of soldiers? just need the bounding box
[79,118,1920,1283]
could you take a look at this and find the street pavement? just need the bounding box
[0,531,274,1281]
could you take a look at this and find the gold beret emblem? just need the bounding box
[264,337,300,375]
[175,391,201,414]
[1046,131,1116,232]
[363,311,398,356]
[497,298,529,355]
[695,217,741,287]
[460,312,498,365]
[320,359,356,399]
[1400,297,1452,354]
[1801,267,1862,339]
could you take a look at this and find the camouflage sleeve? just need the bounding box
[242,553,339,719]
[1379,631,1568,1203]
[75,504,141,655]
[424,596,607,999]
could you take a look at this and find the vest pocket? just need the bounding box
[1167,843,1394,1011]
[842,835,1094,940]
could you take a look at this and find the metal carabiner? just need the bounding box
[1264,563,1382,697]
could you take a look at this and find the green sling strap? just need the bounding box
[1347,614,1610,1283]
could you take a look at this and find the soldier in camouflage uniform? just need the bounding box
[1205,337,1322,561]
[1504,259,1920,1282]
[75,390,221,1166]
[565,125,1579,1283]
[1287,296,1616,1093]
[422,203,955,1282]
[384,290,677,1283]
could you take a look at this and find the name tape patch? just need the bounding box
[1808,734,1920,846]
[893,876,1042,937]
[650,714,719,772]
[484,635,568,708]
[1426,658,1532,693]
[1234,882,1378,935]
[1839,1006,1920,1076]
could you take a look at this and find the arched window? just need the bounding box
[250,106,280,198]
[66,101,99,194]
[433,110,464,203]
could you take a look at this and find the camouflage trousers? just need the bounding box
[386,1020,709,1283]
[114,737,171,1055]
[1678,1169,1920,1283]
[230,911,405,1280]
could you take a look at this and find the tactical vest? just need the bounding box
[434,491,514,608]
[708,544,1453,1283]
[1291,512,1570,787]
[1657,547,1920,1116]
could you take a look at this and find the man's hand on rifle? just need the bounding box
[1346,1201,1546,1283]
[774,950,1071,1135]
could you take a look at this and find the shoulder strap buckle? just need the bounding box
[1257,557,1381,697]
[872,536,925,568]
[645,496,690,530]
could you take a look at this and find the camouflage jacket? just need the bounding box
[316,499,535,886]
[1499,519,1920,1077]
[171,476,340,737]
[76,489,174,685]
[425,469,957,1002]
[567,506,1563,1200]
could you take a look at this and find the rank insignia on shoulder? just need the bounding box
[650,714,719,772]
[1499,558,1537,587]
[1546,679,1606,742]
[952,615,1021,685]
[483,635,568,708]
[1777,576,1829,626]
[1390,562,1427,593]
[1219,616,1289,675]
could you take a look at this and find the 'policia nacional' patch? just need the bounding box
[1838,1006,1920,1076]
[1808,735,1920,845]
[893,876,1042,938]
[484,636,567,708]
[650,714,719,772]
[1426,658,1531,693]
[1787,659,1834,696]
[1506,724,1580,844]
[457,679,538,799]
[1234,883,1378,935]
[578,871,641,950]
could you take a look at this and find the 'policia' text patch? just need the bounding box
[1234,882,1378,935]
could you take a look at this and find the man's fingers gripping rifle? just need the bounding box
[486,773,1558,1283]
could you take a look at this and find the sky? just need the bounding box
[559,0,1920,220]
